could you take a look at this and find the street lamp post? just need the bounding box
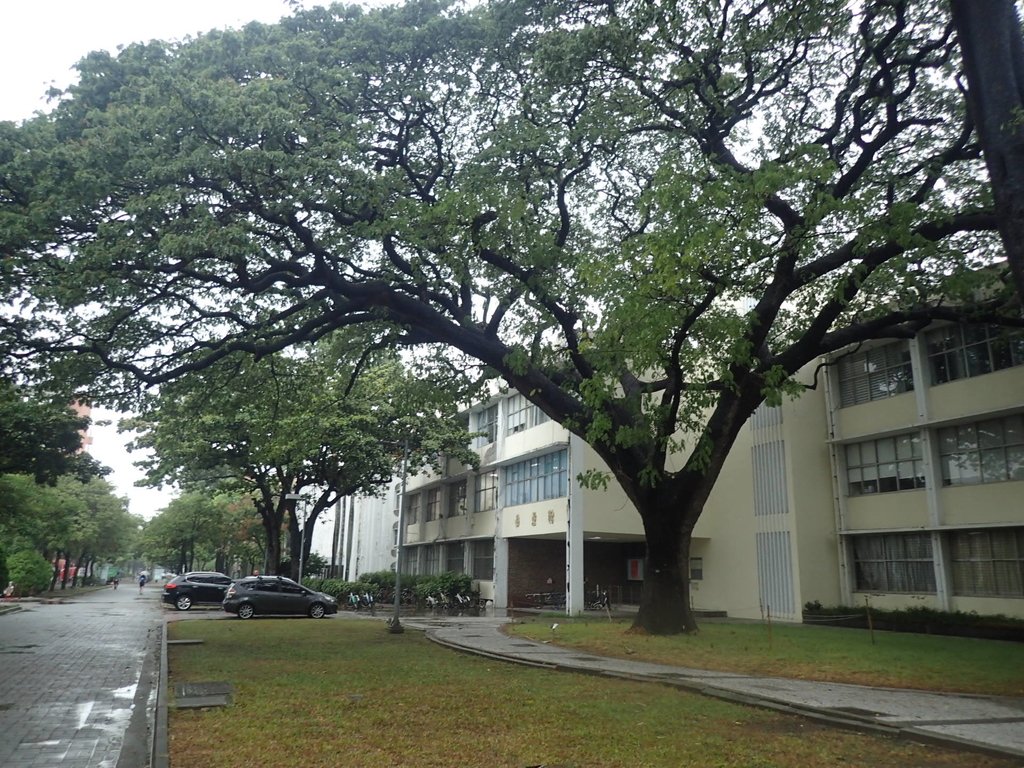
[388,438,410,634]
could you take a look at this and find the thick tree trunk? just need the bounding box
[72,552,86,587]
[951,0,1024,300]
[633,515,697,634]
[49,549,62,592]
[265,521,282,575]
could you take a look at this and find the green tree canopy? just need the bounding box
[0,381,103,487]
[1,0,1021,632]
[126,342,476,577]
[139,490,257,575]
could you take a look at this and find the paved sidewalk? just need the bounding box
[0,585,162,768]
[399,614,1024,761]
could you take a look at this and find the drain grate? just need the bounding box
[173,680,234,709]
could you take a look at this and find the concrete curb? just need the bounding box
[152,619,169,768]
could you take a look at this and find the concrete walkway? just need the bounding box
[398,614,1024,761]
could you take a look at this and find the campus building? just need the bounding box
[341,321,1024,622]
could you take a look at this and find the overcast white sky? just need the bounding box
[1,1,315,518]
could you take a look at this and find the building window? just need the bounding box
[506,394,530,435]
[837,342,914,407]
[505,449,568,507]
[425,488,441,522]
[938,415,1024,486]
[445,543,465,574]
[927,324,1024,385]
[845,433,925,495]
[689,557,703,581]
[472,540,494,580]
[405,493,420,525]
[474,472,498,513]
[475,404,498,445]
[505,393,550,435]
[447,481,467,517]
[852,533,936,593]
[425,544,440,575]
[951,528,1024,597]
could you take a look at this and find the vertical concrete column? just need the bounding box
[493,514,509,610]
[823,355,854,606]
[565,434,585,617]
[909,335,951,610]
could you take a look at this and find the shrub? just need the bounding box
[6,550,53,595]
[414,571,473,601]
[802,602,1024,641]
[360,570,396,590]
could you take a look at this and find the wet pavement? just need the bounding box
[0,584,162,768]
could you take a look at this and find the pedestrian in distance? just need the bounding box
[137,573,146,594]
[112,576,119,590]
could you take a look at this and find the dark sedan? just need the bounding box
[162,571,233,611]
[222,575,338,619]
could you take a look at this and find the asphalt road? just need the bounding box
[0,583,163,768]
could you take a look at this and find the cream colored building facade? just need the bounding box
[343,322,1024,622]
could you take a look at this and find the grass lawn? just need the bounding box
[167,618,1020,768]
[506,615,1024,696]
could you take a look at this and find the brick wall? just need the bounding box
[507,539,564,605]
[506,539,647,606]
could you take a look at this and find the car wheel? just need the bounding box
[174,595,192,611]
[308,602,326,619]
[237,603,255,620]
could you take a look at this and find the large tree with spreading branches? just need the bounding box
[1,0,1022,633]
[127,343,477,578]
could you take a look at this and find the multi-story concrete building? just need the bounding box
[340,322,1024,622]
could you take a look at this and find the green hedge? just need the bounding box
[802,602,1024,641]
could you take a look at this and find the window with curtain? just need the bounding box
[445,543,465,574]
[425,488,441,521]
[472,540,494,580]
[447,481,467,517]
[424,544,440,575]
[837,342,914,407]
[950,528,1024,597]
[475,404,498,445]
[405,493,420,525]
[852,533,935,593]
[505,393,551,435]
[474,472,498,513]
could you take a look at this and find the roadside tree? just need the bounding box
[0,381,103,490]
[127,345,476,578]
[950,0,1024,300]
[1,1,1021,632]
